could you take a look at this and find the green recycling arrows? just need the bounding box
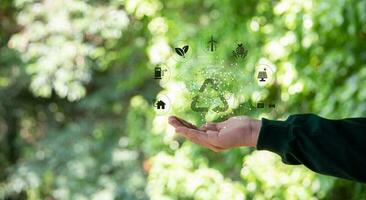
[191,78,229,112]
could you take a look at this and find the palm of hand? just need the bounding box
[168,116,259,152]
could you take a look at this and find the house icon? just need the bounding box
[156,100,166,110]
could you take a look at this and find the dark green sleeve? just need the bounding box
[256,114,366,183]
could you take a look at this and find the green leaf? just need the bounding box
[182,45,189,53]
[175,47,185,57]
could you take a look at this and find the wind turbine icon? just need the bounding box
[207,35,217,52]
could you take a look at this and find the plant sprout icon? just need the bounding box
[191,79,228,112]
[175,45,189,58]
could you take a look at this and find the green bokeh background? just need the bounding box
[1,0,366,199]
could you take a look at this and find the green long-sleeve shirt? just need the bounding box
[257,114,366,183]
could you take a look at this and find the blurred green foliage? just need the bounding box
[1,0,366,199]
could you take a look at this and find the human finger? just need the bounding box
[175,127,224,152]
[216,120,228,130]
[168,116,195,129]
[170,116,197,129]
[199,122,218,131]
[175,126,207,141]
[168,116,185,129]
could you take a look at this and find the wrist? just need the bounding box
[249,119,262,147]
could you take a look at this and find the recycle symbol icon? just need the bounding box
[191,78,229,112]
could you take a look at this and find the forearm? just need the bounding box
[256,114,366,183]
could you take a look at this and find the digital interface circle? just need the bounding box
[153,94,171,115]
[199,34,221,55]
[229,40,249,64]
[158,38,281,116]
[255,64,275,87]
[154,65,171,86]
[170,40,192,63]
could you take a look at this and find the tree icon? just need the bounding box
[191,79,228,112]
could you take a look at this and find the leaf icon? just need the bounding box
[182,45,189,53]
[175,47,185,58]
[175,45,189,58]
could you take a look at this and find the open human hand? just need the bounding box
[168,116,262,152]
